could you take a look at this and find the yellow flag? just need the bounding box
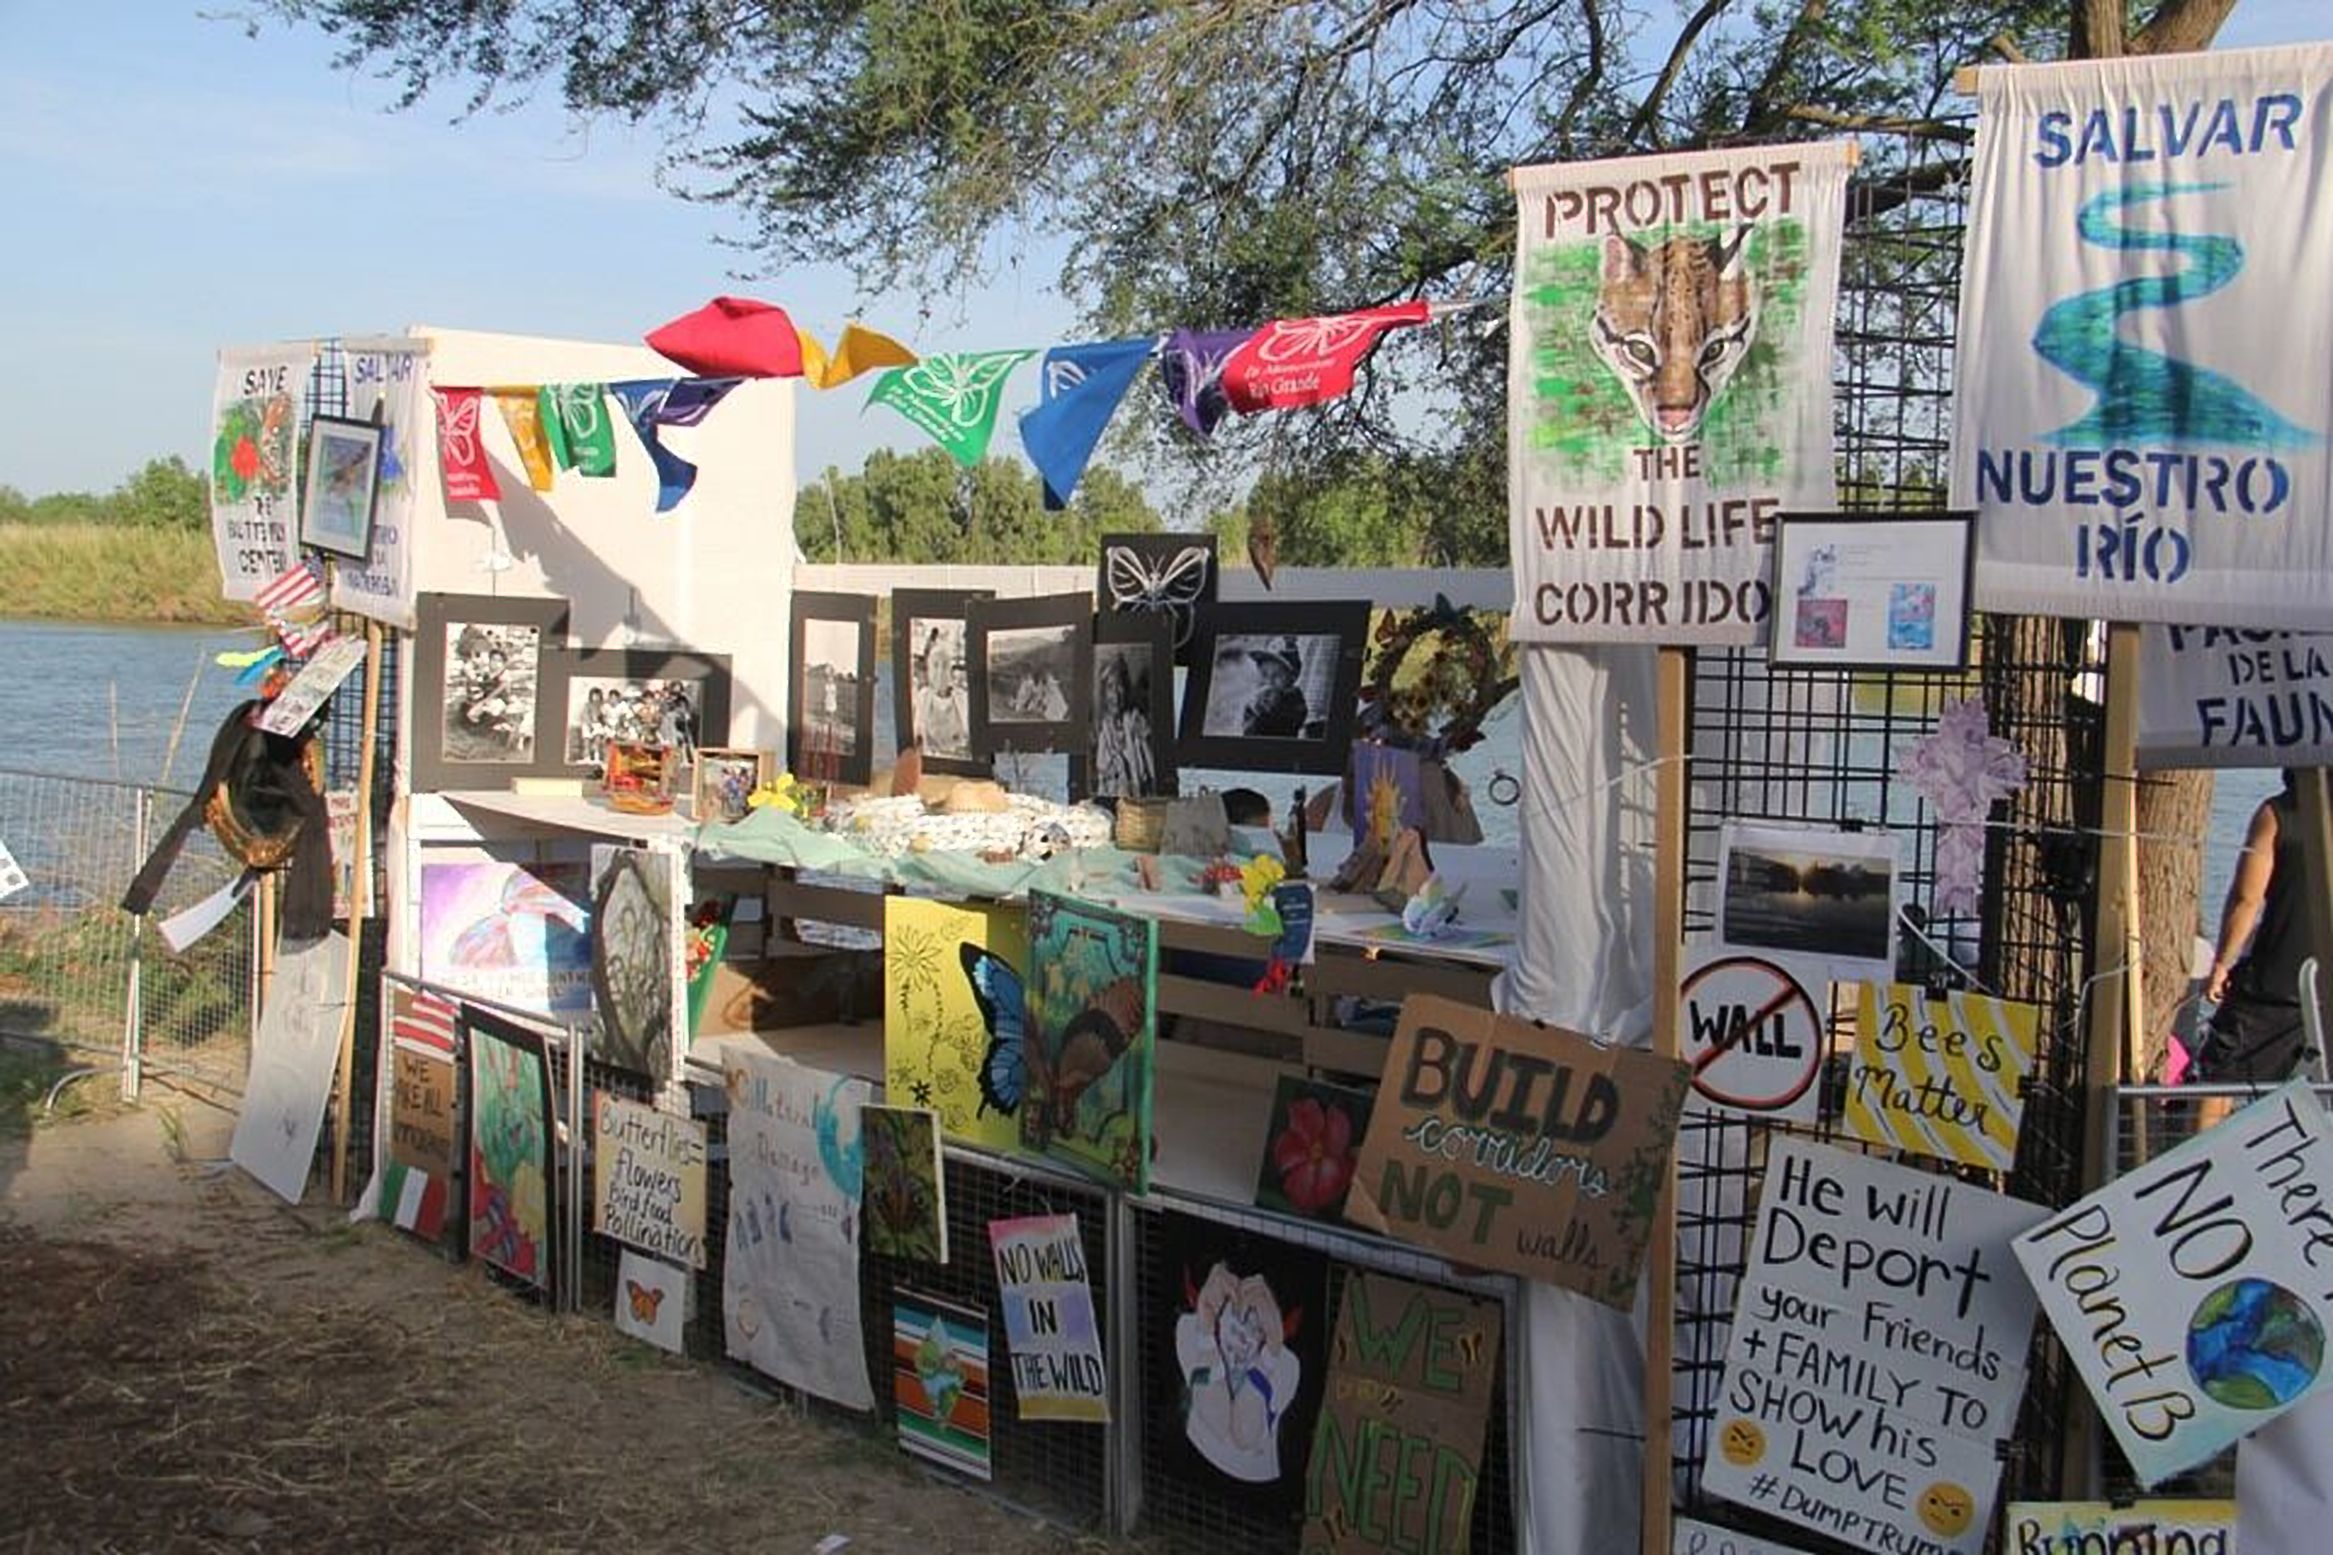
[488,388,556,491]
[798,321,917,390]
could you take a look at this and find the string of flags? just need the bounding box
[425,294,1474,516]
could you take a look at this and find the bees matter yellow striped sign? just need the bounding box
[1844,983,2040,1171]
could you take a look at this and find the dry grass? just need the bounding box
[0,523,243,625]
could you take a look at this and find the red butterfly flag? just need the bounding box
[1221,300,1432,414]
[646,296,807,378]
[432,387,501,502]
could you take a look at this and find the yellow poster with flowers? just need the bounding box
[883,897,1029,1155]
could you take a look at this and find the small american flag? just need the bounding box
[391,987,459,1056]
[253,561,335,657]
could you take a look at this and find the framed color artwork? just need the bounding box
[892,588,992,777]
[465,1007,558,1296]
[1769,511,1976,671]
[553,647,733,779]
[1098,531,1216,664]
[409,593,571,793]
[968,592,1093,759]
[692,747,772,825]
[1087,611,1176,801]
[1022,889,1156,1191]
[299,413,384,560]
[790,591,878,788]
[1176,600,1369,776]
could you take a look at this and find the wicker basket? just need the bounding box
[1114,797,1167,852]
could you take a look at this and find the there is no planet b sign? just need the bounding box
[1680,948,1828,1122]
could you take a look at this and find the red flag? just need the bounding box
[646,296,806,378]
[1221,301,1432,414]
[432,387,501,502]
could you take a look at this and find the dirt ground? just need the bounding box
[0,1094,1121,1555]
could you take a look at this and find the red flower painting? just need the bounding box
[1269,1097,1357,1215]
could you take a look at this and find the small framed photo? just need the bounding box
[1099,532,1217,665]
[300,414,385,560]
[1715,819,1902,983]
[410,593,571,793]
[694,747,773,825]
[790,592,878,788]
[553,648,733,780]
[892,588,992,777]
[1087,611,1177,800]
[1768,511,1975,671]
[968,593,1093,759]
[1176,601,1370,775]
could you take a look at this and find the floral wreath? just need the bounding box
[1359,595,1518,756]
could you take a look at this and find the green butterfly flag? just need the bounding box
[868,351,1035,467]
[539,383,618,477]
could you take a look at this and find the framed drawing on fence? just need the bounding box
[967,593,1092,759]
[409,593,571,794]
[299,414,384,560]
[790,592,878,789]
[1086,611,1176,801]
[892,588,992,777]
[1769,512,1975,672]
[1175,600,1369,775]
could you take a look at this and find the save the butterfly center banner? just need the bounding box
[1951,45,2333,629]
[1508,142,1854,644]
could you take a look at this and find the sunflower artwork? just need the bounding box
[862,1104,948,1264]
[1021,891,1157,1192]
[1253,1076,1375,1225]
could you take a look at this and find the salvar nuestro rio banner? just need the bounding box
[1951,45,2333,629]
[1508,141,1855,645]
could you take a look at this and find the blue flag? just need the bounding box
[609,376,743,512]
[1018,338,1154,509]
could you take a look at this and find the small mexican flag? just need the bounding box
[378,1161,447,1240]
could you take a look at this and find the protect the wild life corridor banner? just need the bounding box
[1508,141,1854,644]
[1951,45,2333,629]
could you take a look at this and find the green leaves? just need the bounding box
[795,446,1159,564]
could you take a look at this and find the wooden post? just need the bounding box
[1642,646,1689,1554]
[2063,620,2143,1496]
[328,623,384,1202]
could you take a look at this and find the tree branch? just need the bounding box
[1552,0,1609,144]
[1784,104,1973,143]
[1625,0,1735,150]
[2132,0,2240,54]
[2071,0,2128,59]
[1742,0,1825,132]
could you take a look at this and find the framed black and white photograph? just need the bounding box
[554,647,733,779]
[299,414,384,560]
[967,592,1092,758]
[1099,532,1217,665]
[1768,511,1976,672]
[892,588,992,777]
[789,591,877,787]
[1176,601,1369,775]
[409,593,571,794]
[1087,611,1176,800]
[1714,819,1902,982]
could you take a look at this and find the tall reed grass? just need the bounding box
[0,523,244,624]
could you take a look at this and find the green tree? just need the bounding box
[798,448,1158,563]
[111,457,208,530]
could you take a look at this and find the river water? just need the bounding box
[0,618,2271,930]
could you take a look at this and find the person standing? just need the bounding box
[2195,769,2318,1090]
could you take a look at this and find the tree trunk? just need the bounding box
[2136,768,2217,1075]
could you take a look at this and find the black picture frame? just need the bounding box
[788,591,878,788]
[967,592,1093,759]
[891,588,992,778]
[300,413,384,560]
[1767,510,1977,672]
[551,646,734,780]
[1175,600,1370,776]
[409,592,571,794]
[1085,611,1177,800]
[461,1005,560,1299]
[1099,531,1217,666]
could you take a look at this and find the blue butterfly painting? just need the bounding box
[814,1077,864,1198]
[961,942,1027,1117]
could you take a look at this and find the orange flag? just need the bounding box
[488,388,557,491]
[798,322,917,390]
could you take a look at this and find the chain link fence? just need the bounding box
[0,767,254,1098]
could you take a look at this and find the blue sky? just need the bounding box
[0,1,2327,498]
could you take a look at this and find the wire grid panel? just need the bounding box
[0,769,253,1095]
[1666,131,2102,1537]
[1129,1195,1521,1553]
[690,1115,1119,1531]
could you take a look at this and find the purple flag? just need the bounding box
[609,377,743,512]
[1158,327,1256,438]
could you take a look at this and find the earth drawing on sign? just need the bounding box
[2185,1277,2324,1410]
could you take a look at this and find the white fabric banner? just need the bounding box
[330,337,428,629]
[1951,46,2333,627]
[208,343,315,601]
[1508,142,1853,644]
[2137,623,2333,768]
[721,1050,874,1412]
